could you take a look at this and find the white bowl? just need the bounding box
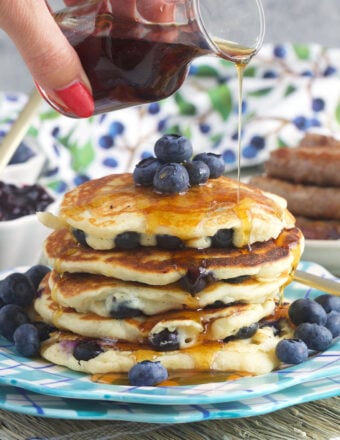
[0,187,58,271]
[2,136,46,185]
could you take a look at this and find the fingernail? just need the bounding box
[54,81,94,117]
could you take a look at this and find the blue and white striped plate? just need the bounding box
[0,375,339,422]
[0,261,339,407]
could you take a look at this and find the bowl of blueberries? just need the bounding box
[0,180,55,271]
[0,137,55,271]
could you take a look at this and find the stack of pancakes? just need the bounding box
[36,173,304,378]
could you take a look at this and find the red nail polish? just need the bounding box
[54,81,94,118]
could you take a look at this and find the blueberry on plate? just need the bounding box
[275,338,309,364]
[25,265,51,290]
[294,322,333,351]
[325,311,340,338]
[133,157,162,186]
[314,294,340,313]
[128,360,168,386]
[73,341,104,361]
[153,163,189,194]
[0,273,35,307]
[0,304,30,341]
[154,134,193,163]
[13,323,40,357]
[184,160,210,185]
[193,152,225,178]
[288,298,327,326]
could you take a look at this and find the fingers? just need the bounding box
[0,0,94,117]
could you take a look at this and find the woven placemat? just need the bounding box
[0,397,339,440]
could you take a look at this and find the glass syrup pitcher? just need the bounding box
[42,0,265,117]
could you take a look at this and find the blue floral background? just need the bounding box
[1,43,340,196]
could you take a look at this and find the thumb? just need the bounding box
[0,0,94,117]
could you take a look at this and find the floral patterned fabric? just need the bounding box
[1,43,340,196]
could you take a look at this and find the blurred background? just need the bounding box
[1,0,340,93]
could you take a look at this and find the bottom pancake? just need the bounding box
[40,317,293,376]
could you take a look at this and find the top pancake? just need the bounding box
[40,173,295,250]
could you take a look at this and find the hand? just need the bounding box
[0,0,94,117]
[0,0,177,118]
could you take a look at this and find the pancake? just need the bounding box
[35,276,276,348]
[43,227,304,286]
[48,270,290,317]
[38,173,295,250]
[40,318,294,376]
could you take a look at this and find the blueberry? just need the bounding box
[115,231,140,249]
[0,304,30,341]
[314,294,340,313]
[153,163,189,194]
[0,273,35,307]
[223,275,251,284]
[156,234,184,249]
[72,228,88,247]
[128,360,168,386]
[154,134,193,163]
[25,265,51,290]
[275,338,309,364]
[73,341,103,361]
[34,321,56,341]
[235,323,259,339]
[288,298,327,326]
[224,323,259,342]
[325,311,340,338]
[110,301,142,319]
[211,229,233,248]
[180,268,215,295]
[149,329,180,351]
[294,323,333,351]
[133,157,162,186]
[193,153,225,178]
[184,160,210,185]
[13,323,40,357]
